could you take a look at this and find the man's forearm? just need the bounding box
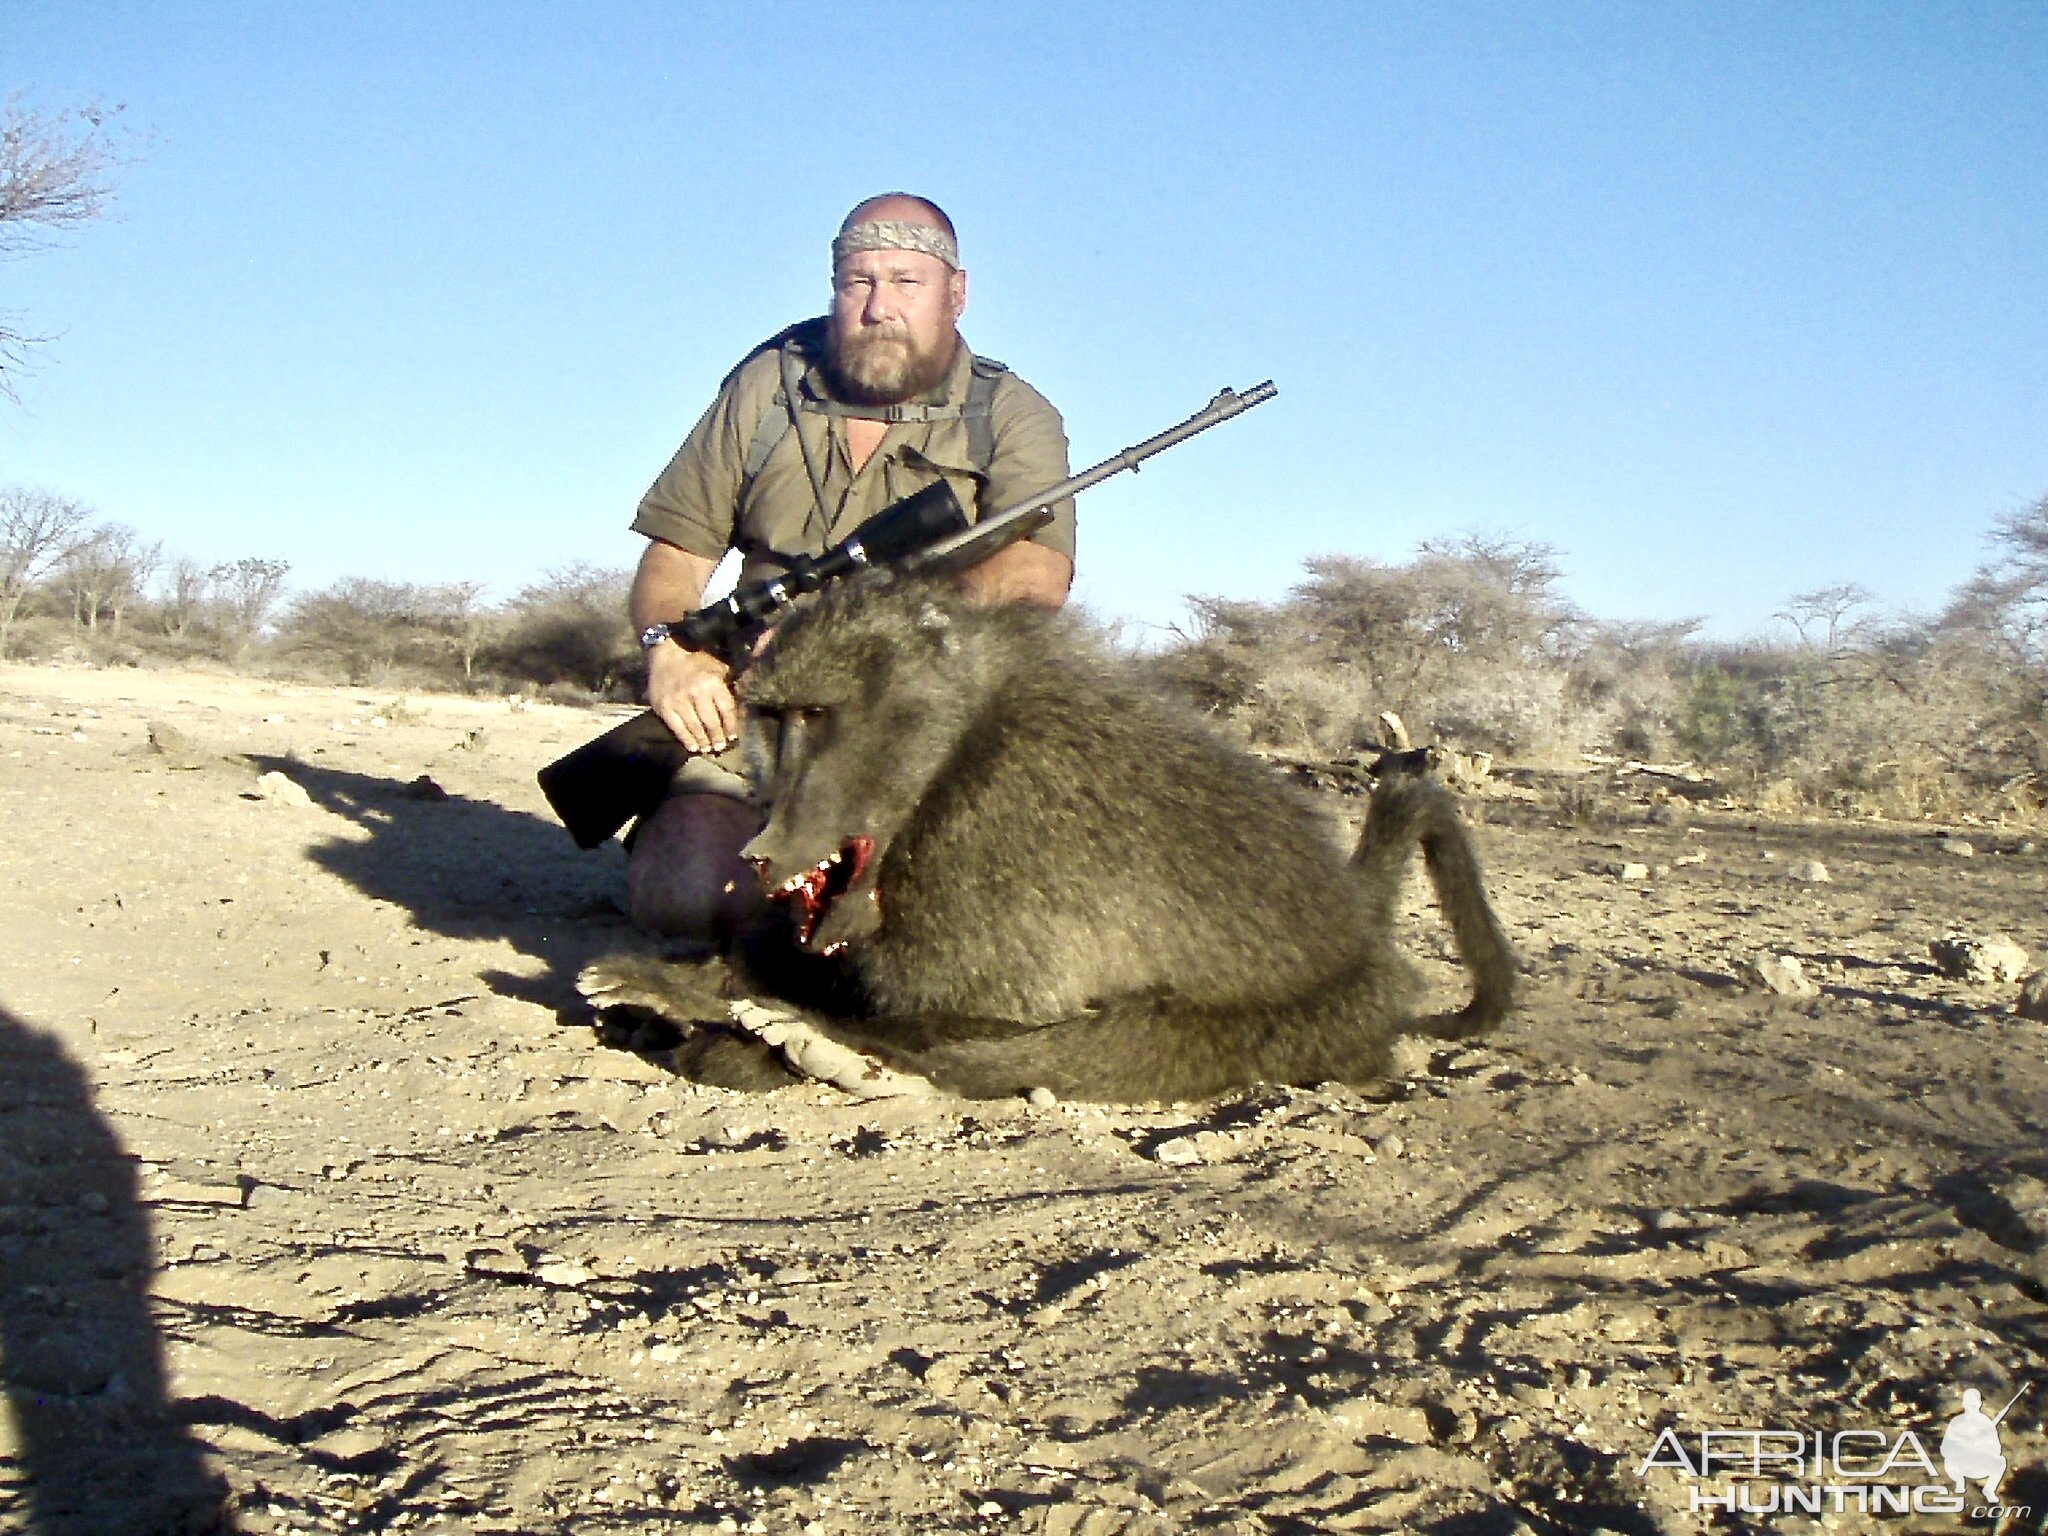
[631,540,723,632]
[959,539,1073,608]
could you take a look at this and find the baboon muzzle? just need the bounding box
[747,836,877,954]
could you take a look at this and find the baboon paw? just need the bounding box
[577,955,680,1018]
[727,1002,937,1101]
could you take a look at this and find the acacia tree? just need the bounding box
[207,557,290,666]
[58,522,158,635]
[158,554,210,639]
[1775,582,1874,653]
[1,484,93,656]
[1,95,124,400]
[1931,491,2048,791]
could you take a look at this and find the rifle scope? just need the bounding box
[675,481,968,654]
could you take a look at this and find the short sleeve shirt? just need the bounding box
[631,320,1075,588]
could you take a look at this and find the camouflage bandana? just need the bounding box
[831,219,960,272]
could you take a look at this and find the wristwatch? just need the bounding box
[638,622,676,651]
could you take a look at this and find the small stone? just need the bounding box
[1026,1086,1057,1109]
[2016,971,2048,1023]
[1603,861,1651,882]
[1759,850,1777,862]
[1790,860,1831,883]
[241,1181,296,1212]
[1152,1137,1203,1167]
[1378,1134,1406,1159]
[1743,952,1819,997]
[77,1190,111,1214]
[403,774,449,801]
[255,771,313,808]
[1929,934,2029,984]
[144,720,210,770]
[1937,835,1977,858]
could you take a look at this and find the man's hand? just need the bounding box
[632,540,737,751]
[647,640,740,753]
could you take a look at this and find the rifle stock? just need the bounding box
[536,709,694,849]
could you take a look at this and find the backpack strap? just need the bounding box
[740,399,791,483]
[963,353,1006,476]
[733,320,832,539]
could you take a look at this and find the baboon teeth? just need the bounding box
[764,836,876,949]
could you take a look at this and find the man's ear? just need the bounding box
[949,267,968,322]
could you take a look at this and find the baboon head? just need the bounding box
[737,579,991,955]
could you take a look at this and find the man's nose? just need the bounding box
[862,285,898,324]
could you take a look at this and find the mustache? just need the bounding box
[840,324,911,351]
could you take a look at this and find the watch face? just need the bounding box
[639,624,670,650]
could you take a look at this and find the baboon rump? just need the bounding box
[610,577,1515,1101]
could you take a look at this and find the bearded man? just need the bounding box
[623,193,1076,943]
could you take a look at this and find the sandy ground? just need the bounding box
[1,658,2045,1536]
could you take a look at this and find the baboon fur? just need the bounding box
[584,575,1516,1102]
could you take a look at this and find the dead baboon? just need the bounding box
[580,576,1516,1101]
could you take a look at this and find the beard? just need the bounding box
[827,321,957,406]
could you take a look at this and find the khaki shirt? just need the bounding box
[632,321,1075,589]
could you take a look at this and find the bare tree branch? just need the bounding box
[1,94,128,400]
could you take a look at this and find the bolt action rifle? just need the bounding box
[537,380,1278,849]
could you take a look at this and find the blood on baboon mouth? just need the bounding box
[765,836,875,951]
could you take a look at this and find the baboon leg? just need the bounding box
[577,951,800,1090]
[869,988,1398,1104]
[1352,775,1517,1040]
[668,1030,803,1091]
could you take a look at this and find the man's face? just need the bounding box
[827,246,967,405]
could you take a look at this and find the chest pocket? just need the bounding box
[882,441,985,530]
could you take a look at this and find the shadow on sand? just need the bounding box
[248,754,631,1007]
[0,1003,234,1533]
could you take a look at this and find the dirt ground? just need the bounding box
[1,659,2044,1536]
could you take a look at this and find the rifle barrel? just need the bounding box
[1991,1382,2030,1426]
[909,380,1277,568]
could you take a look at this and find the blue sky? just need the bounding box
[6,1,2045,640]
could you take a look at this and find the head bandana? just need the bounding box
[832,218,960,272]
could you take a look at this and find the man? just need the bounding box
[624,193,1076,943]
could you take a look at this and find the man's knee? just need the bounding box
[625,792,765,943]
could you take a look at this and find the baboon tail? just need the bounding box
[1351,772,1517,1040]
